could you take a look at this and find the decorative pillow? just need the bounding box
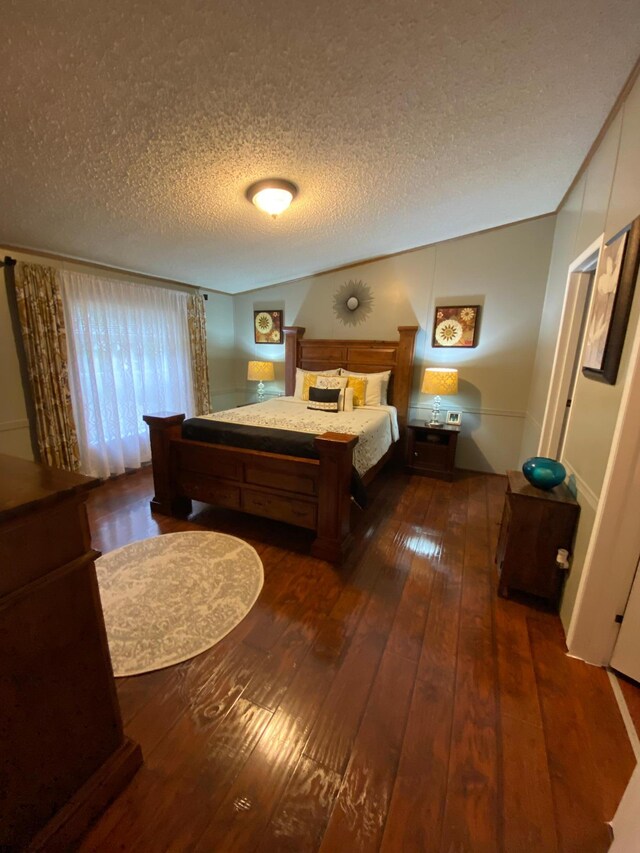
[301,373,318,401]
[316,375,349,409]
[307,386,341,412]
[346,376,367,407]
[341,369,391,405]
[343,386,354,412]
[294,368,340,399]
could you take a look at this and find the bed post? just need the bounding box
[311,432,359,563]
[142,412,192,517]
[283,326,306,395]
[395,325,419,430]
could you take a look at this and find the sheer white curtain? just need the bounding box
[60,271,195,478]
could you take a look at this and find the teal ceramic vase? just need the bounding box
[522,457,566,490]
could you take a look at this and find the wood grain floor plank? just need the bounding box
[500,713,559,853]
[495,596,545,727]
[320,651,416,852]
[385,479,449,662]
[122,634,264,756]
[256,756,342,852]
[192,708,311,851]
[382,479,468,852]
[80,694,272,852]
[301,625,387,775]
[303,516,419,774]
[495,590,558,852]
[528,616,613,853]
[562,644,636,819]
[440,475,500,853]
[380,575,459,853]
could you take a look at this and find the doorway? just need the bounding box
[611,555,640,682]
[538,236,602,459]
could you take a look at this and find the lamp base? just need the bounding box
[427,394,442,426]
[257,380,265,403]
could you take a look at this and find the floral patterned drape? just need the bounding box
[14,262,81,471]
[187,293,211,415]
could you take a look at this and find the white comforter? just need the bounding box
[204,397,399,476]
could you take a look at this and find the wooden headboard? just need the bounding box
[283,325,418,427]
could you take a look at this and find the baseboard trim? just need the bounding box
[26,737,143,852]
[607,670,640,763]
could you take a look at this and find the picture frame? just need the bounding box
[446,411,461,426]
[432,305,480,348]
[582,217,640,384]
[254,309,283,344]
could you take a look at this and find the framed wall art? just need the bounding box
[254,310,283,344]
[582,217,640,384]
[432,305,480,348]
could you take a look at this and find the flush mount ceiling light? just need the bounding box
[246,178,298,218]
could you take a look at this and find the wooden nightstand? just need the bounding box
[405,421,460,481]
[495,470,580,606]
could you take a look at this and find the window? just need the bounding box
[61,272,195,478]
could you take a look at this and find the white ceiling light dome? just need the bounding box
[246,179,298,218]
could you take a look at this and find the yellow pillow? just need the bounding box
[302,373,318,401]
[347,376,367,407]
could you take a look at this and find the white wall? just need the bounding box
[204,291,237,411]
[521,73,640,631]
[232,215,555,473]
[610,764,640,852]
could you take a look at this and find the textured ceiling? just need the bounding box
[1,1,639,294]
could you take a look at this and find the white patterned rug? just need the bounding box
[96,532,264,677]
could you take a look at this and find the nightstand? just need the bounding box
[495,470,580,606]
[405,421,460,481]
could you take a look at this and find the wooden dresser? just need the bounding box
[496,470,580,606]
[0,454,142,851]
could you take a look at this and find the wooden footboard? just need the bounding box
[143,413,358,563]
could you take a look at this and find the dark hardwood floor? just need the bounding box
[78,465,635,852]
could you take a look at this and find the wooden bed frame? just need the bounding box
[144,325,417,563]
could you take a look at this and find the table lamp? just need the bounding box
[422,367,458,425]
[247,360,275,403]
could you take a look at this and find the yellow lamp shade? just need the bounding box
[247,361,275,382]
[421,367,458,395]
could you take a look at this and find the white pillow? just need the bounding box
[293,368,340,399]
[316,375,349,410]
[340,369,391,406]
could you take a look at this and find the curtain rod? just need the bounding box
[0,255,208,298]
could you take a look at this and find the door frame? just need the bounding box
[564,278,640,663]
[538,235,602,458]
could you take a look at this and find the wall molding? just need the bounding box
[524,411,542,430]
[410,405,526,420]
[0,418,29,433]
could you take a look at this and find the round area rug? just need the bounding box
[96,532,263,677]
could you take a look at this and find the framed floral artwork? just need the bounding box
[254,310,283,344]
[582,217,640,384]
[432,305,480,348]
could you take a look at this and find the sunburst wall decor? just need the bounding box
[332,280,374,327]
